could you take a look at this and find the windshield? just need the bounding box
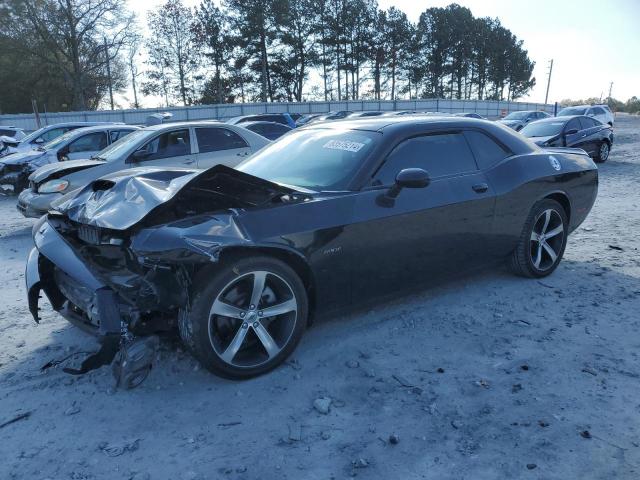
[95,129,148,161]
[558,107,587,116]
[238,129,379,190]
[503,111,529,120]
[19,126,48,144]
[40,130,79,151]
[521,121,565,137]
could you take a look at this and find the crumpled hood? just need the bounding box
[54,164,298,230]
[1,149,47,167]
[29,159,103,183]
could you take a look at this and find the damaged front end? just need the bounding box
[0,162,30,193]
[26,165,306,387]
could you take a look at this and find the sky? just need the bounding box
[122,0,640,107]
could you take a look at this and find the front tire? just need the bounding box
[510,199,568,278]
[180,256,308,379]
[595,141,610,163]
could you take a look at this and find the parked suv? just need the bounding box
[0,122,121,158]
[557,105,614,126]
[17,121,269,217]
[0,125,138,194]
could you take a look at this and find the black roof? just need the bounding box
[302,115,493,133]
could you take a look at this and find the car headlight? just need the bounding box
[38,179,69,193]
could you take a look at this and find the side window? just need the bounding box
[39,127,73,143]
[138,129,191,161]
[373,133,477,185]
[249,124,267,136]
[67,132,107,153]
[0,129,17,136]
[565,118,581,133]
[463,131,511,170]
[196,128,248,153]
[271,124,289,135]
[593,107,605,115]
[579,117,597,129]
[110,129,134,142]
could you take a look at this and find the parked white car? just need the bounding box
[0,126,26,155]
[0,124,138,194]
[0,122,121,158]
[17,121,270,217]
[557,104,614,126]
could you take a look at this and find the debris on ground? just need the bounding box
[99,439,141,457]
[0,411,31,429]
[313,397,332,415]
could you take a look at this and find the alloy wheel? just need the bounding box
[529,209,565,271]
[600,142,609,161]
[207,271,298,368]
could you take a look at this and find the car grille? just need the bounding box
[77,224,101,245]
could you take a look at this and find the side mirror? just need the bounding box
[34,138,44,144]
[377,168,430,207]
[57,149,69,161]
[564,128,579,135]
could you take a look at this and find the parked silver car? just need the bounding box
[497,110,550,131]
[0,122,122,158]
[1,125,138,194]
[17,121,270,218]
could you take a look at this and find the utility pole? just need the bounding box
[607,82,613,101]
[104,37,114,110]
[544,59,553,105]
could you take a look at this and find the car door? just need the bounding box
[195,126,251,169]
[63,131,108,160]
[563,117,588,150]
[129,128,196,168]
[577,117,599,155]
[349,131,496,301]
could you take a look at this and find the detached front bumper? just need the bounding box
[17,188,59,218]
[26,218,121,336]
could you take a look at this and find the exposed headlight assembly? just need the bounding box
[38,179,69,193]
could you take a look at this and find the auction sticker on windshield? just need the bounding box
[323,140,365,152]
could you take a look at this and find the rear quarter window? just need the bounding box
[463,130,511,169]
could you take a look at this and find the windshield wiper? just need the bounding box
[91,155,106,161]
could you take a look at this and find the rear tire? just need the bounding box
[510,199,568,278]
[594,141,610,163]
[179,256,307,379]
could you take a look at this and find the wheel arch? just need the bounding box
[541,190,572,223]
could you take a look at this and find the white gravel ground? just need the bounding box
[0,115,639,480]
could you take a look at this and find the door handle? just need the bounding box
[182,159,195,165]
[472,183,489,193]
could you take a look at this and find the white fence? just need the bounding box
[0,98,555,132]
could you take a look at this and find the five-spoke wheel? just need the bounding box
[511,199,568,278]
[180,256,307,379]
[595,141,610,163]
[529,209,565,271]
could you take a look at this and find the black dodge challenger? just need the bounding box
[26,117,598,386]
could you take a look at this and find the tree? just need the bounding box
[146,0,201,106]
[194,0,232,104]
[383,7,412,100]
[2,0,134,110]
[224,0,283,102]
[126,34,144,108]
